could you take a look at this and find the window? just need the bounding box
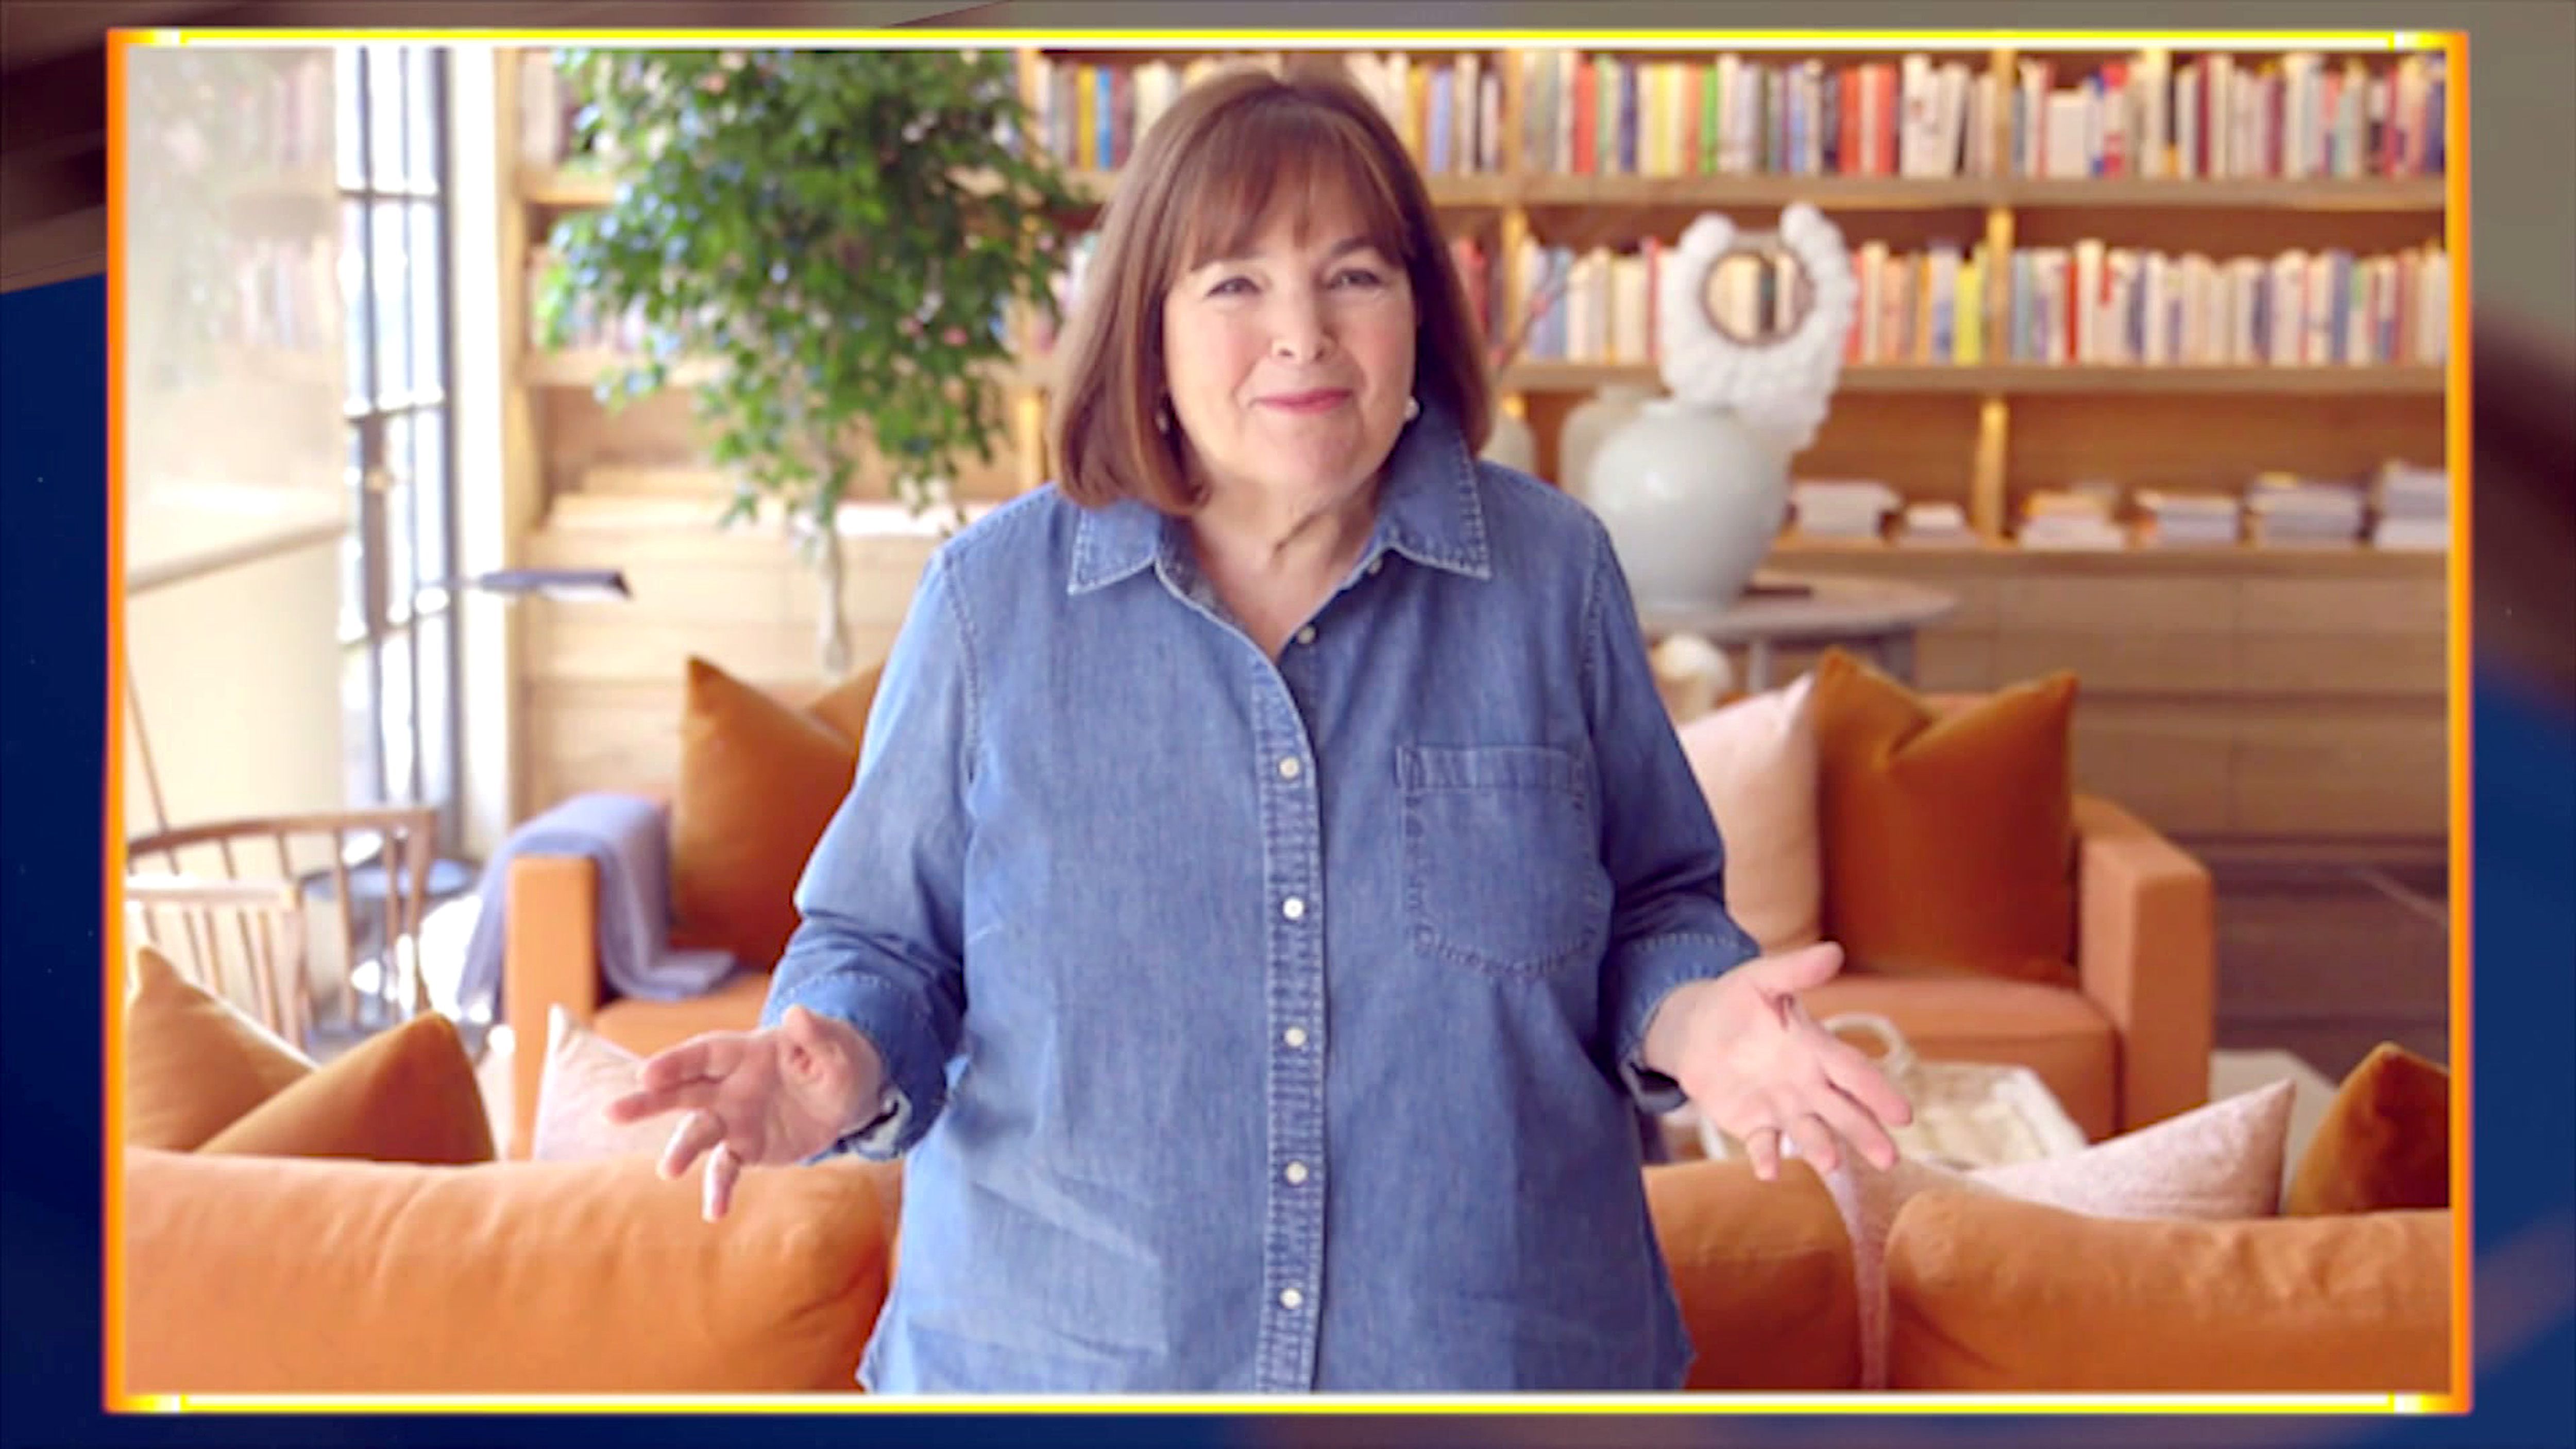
[336,45,459,849]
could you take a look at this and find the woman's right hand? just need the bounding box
[603,1004,884,1222]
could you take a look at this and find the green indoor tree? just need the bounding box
[538,47,1082,674]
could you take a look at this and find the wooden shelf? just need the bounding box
[520,165,2445,216]
[520,166,615,207]
[523,349,2442,400]
[1998,177,2446,212]
[1500,362,2445,396]
[499,44,2454,845]
[1770,535,2448,575]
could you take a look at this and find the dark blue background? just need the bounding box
[6,260,2571,1448]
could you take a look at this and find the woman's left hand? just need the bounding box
[1643,942,1914,1180]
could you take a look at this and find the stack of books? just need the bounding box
[1790,480,1903,543]
[2018,483,2127,551]
[2370,462,2449,551]
[2134,490,2244,549]
[1897,501,1979,548]
[2245,472,2367,548]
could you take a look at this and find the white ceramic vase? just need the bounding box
[1557,383,1656,495]
[1480,410,1538,473]
[1582,399,1791,615]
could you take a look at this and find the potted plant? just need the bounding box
[537,47,1082,674]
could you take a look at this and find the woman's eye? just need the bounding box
[1332,268,1386,290]
[1208,276,1254,297]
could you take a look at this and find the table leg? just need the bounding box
[1746,640,1774,693]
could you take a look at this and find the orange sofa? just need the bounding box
[114,947,2446,1399]
[503,786,2212,1156]
[120,1144,2450,1397]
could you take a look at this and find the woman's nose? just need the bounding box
[1268,294,1332,362]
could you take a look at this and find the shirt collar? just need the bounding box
[1066,398,1494,596]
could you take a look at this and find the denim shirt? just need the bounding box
[762,402,1760,1393]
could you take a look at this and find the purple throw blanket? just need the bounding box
[456,791,741,1022]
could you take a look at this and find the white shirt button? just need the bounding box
[1367,557,1384,575]
[1281,896,1307,921]
[1283,1161,1310,1185]
[1277,756,1302,780]
[1279,1288,1305,1310]
[1282,1026,1309,1049]
[1294,625,1317,645]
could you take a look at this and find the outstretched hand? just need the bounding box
[1643,942,1914,1180]
[602,1004,883,1221]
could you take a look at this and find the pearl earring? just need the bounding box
[1155,401,1173,434]
[1404,395,1420,421]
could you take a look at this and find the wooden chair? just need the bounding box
[125,805,442,1055]
[124,876,313,1042]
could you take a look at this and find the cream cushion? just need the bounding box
[1673,673,1822,953]
[1818,1078,2297,1388]
[528,1006,675,1163]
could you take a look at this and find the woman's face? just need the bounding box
[1159,194,1418,516]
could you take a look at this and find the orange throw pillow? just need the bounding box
[123,945,314,1150]
[1811,650,2079,984]
[2284,1042,2452,1216]
[669,656,867,971]
[198,1013,495,1165]
[1885,1190,2452,1392]
[804,660,886,746]
[1645,1158,1860,1390]
[123,1148,898,1394]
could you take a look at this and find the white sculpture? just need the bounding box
[1655,203,1858,453]
[1581,204,1857,613]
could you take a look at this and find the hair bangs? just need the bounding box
[1164,99,1416,284]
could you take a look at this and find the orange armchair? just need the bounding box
[1800,792,2215,1140]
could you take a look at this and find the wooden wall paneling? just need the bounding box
[2235,633,2449,696]
[2231,700,2449,837]
[2236,577,2447,633]
[2072,698,2237,836]
[538,384,1031,505]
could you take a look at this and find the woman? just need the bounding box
[607,61,1911,1394]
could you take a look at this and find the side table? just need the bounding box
[1638,571,1959,692]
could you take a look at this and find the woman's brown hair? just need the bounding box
[1046,60,1495,512]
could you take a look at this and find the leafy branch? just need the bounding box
[537,48,1082,671]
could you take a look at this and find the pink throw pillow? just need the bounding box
[1673,673,1822,954]
[527,1008,680,1163]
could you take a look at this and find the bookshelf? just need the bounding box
[497,42,2452,848]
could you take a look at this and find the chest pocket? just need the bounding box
[1398,744,1611,980]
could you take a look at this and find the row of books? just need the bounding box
[1025,49,2450,183]
[2012,52,2447,182]
[1506,52,1998,181]
[1993,242,2450,368]
[1488,236,2449,369]
[1793,463,2448,550]
[515,48,2447,186]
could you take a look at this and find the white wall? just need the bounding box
[118,45,350,841]
[122,541,348,839]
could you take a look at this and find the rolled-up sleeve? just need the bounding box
[761,547,978,1160]
[1577,520,1761,1113]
